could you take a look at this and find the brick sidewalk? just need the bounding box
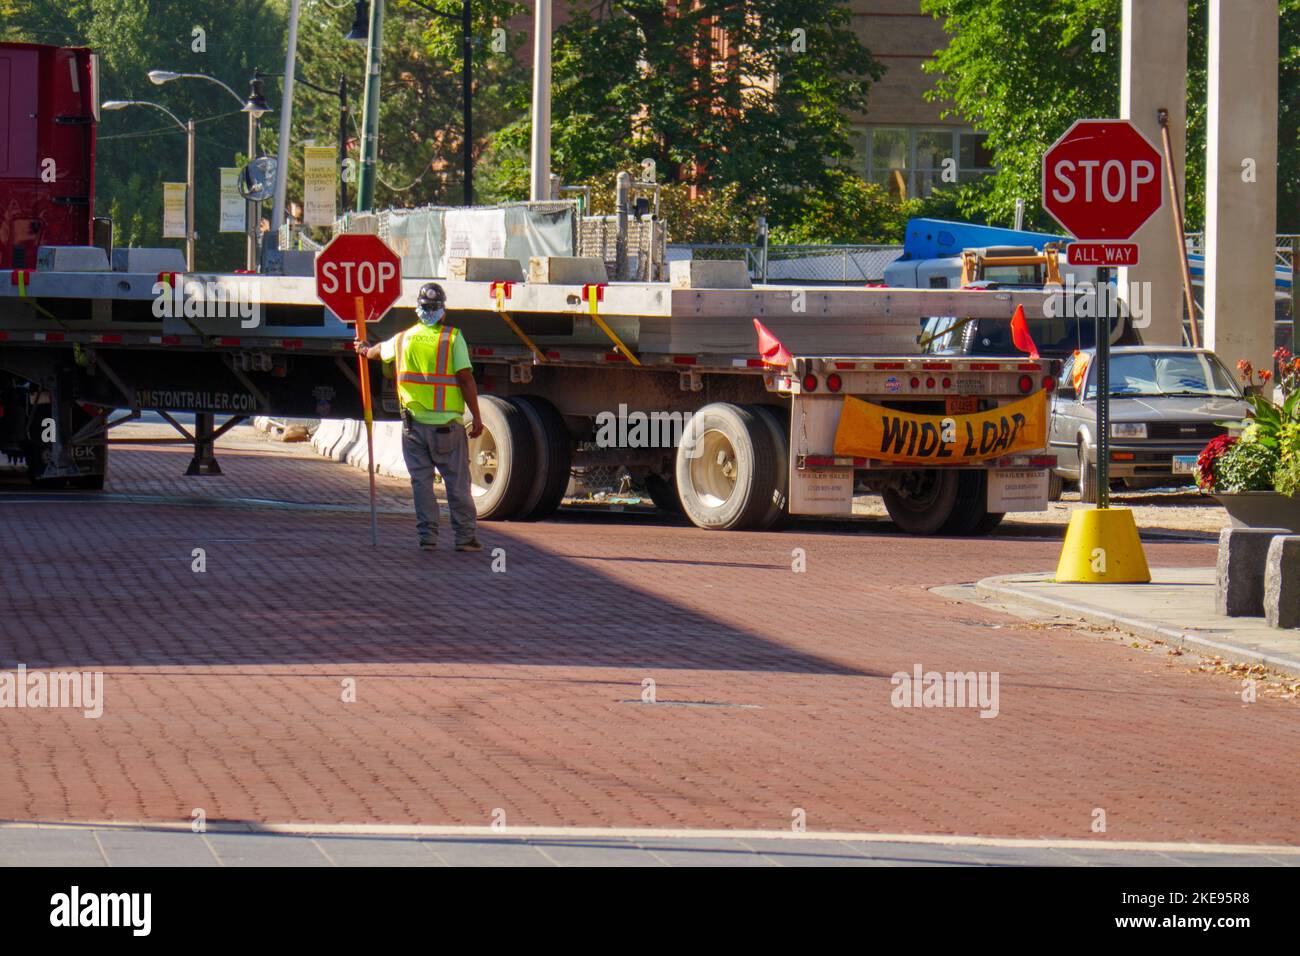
[1,438,1296,846]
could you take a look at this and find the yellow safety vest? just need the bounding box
[394,323,465,415]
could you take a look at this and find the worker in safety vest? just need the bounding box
[355,282,484,552]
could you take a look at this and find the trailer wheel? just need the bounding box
[510,395,572,521]
[643,473,682,514]
[1048,470,1064,502]
[468,395,538,520]
[675,402,778,531]
[882,469,960,535]
[749,404,790,530]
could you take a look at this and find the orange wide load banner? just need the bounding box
[832,391,1048,465]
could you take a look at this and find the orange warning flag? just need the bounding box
[753,318,792,367]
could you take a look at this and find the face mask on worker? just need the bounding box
[418,305,445,326]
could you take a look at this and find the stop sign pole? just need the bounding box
[316,234,404,548]
[1042,119,1163,512]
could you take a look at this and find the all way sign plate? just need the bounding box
[1066,242,1139,266]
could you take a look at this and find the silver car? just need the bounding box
[1049,346,1250,501]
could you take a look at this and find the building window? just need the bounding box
[856,126,994,200]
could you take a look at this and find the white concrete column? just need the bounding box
[1205,0,1279,386]
[529,0,553,202]
[1120,0,1188,346]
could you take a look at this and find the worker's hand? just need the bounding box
[468,417,484,439]
[354,341,370,358]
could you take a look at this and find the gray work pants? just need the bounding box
[402,420,477,545]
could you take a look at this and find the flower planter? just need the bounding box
[1214,491,1300,533]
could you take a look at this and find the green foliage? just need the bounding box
[1216,438,1280,493]
[1276,422,1300,497]
[478,0,883,229]
[921,0,1300,231]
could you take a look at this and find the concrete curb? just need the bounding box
[975,573,1300,677]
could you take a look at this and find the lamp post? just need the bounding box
[148,69,271,269]
[259,71,351,213]
[348,0,475,209]
[102,99,195,269]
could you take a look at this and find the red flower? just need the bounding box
[1259,369,1273,383]
[1197,433,1238,491]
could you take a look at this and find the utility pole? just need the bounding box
[270,0,302,233]
[185,118,196,270]
[356,0,386,211]
[529,0,552,201]
[462,0,473,206]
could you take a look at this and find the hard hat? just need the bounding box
[417,282,446,311]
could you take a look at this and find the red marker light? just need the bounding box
[926,377,936,389]
[802,373,818,392]
[1043,375,1056,392]
[826,373,842,393]
[1018,374,1034,393]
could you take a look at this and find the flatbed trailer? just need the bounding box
[0,262,1059,533]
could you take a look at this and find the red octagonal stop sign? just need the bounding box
[1041,119,1163,241]
[315,233,403,325]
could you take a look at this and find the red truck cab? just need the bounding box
[0,43,98,269]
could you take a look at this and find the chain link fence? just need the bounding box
[667,243,905,284]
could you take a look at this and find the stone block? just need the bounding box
[1264,535,1300,629]
[1216,527,1288,616]
[669,258,752,290]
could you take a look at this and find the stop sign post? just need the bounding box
[315,234,404,547]
[1042,118,1164,515]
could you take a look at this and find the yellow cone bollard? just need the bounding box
[1055,507,1151,583]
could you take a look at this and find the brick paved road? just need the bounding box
[1,433,1297,847]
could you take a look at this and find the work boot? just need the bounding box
[454,539,482,553]
[419,537,438,551]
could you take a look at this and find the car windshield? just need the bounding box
[1083,352,1240,398]
[921,314,1123,356]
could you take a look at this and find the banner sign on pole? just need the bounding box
[162,182,187,239]
[219,168,245,232]
[303,146,338,227]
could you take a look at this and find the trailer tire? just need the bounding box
[644,473,682,514]
[749,404,790,530]
[510,395,571,521]
[468,395,538,520]
[1048,470,1064,502]
[882,469,960,535]
[940,470,989,535]
[675,402,778,531]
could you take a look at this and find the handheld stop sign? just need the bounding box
[315,234,404,547]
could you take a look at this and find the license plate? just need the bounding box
[1172,455,1198,475]
[946,396,979,414]
[956,377,983,395]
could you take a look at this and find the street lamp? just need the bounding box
[256,71,352,214]
[102,99,196,270]
[149,68,269,270]
[350,0,475,210]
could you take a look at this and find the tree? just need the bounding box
[288,0,529,216]
[922,0,1300,232]
[478,0,883,228]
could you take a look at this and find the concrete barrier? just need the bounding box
[312,418,410,480]
[1216,527,1289,616]
[1265,535,1300,629]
